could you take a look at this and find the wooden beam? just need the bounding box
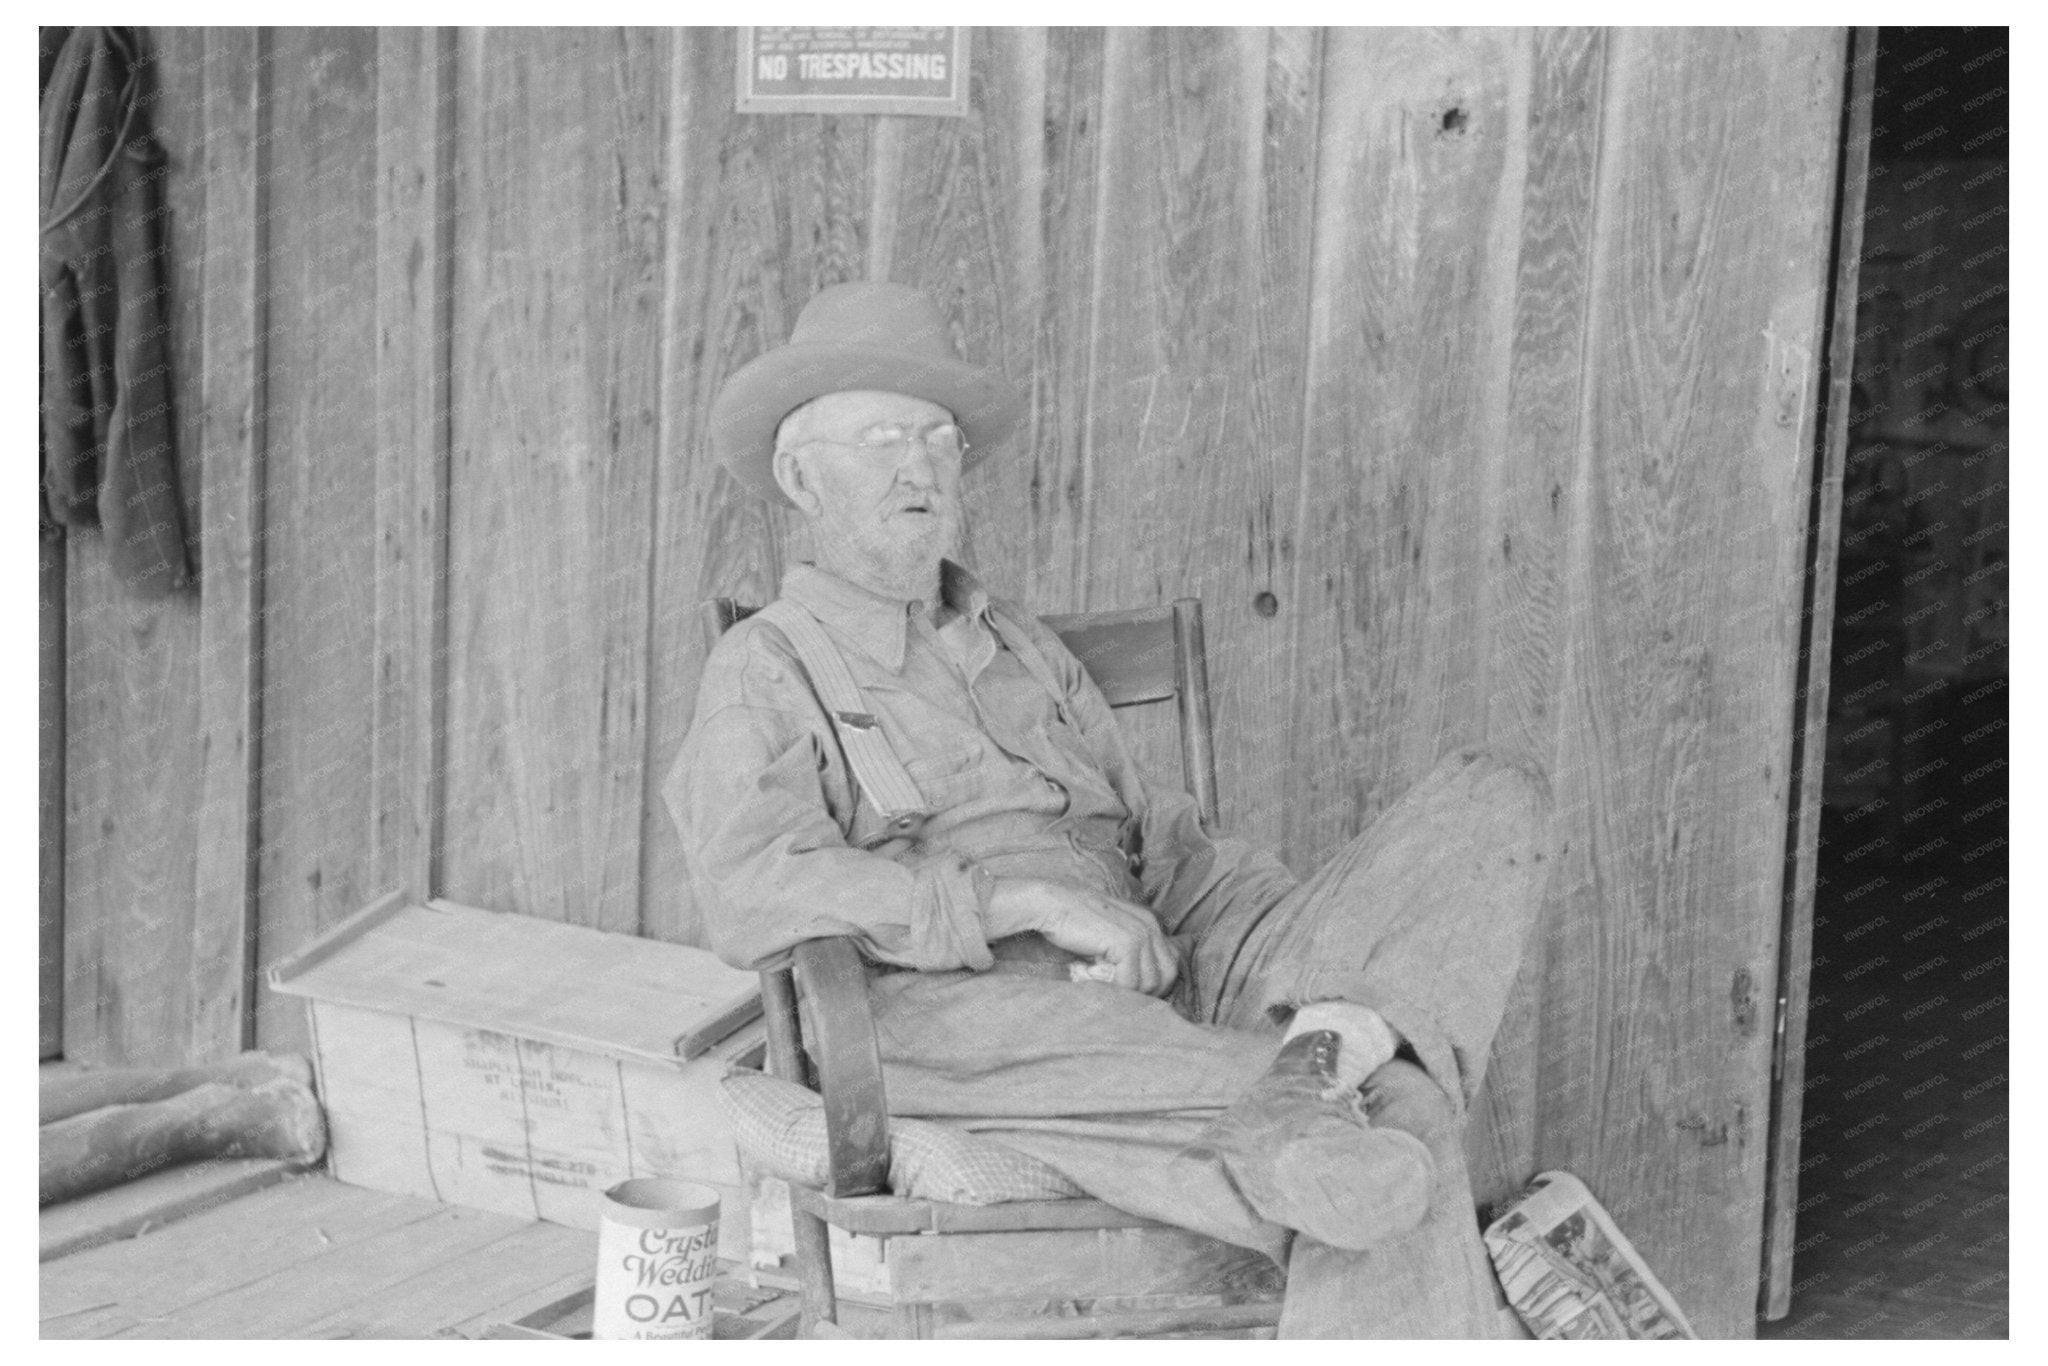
[371,27,456,903]
[1760,23,1876,1323]
[188,26,267,1060]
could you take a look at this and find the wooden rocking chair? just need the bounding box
[701,596,1286,1339]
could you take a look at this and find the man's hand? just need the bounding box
[984,877,1181,997]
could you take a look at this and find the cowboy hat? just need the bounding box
[709,281,1024,503]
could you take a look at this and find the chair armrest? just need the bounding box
[790,937,891,1198]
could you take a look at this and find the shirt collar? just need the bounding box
[780,558,993,672]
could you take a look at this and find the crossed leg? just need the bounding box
[1178,745,1556,1337]
[878,747,1557,1336]
[1175,746,1558,1108]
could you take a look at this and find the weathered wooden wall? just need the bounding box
[53,26,1848,1336]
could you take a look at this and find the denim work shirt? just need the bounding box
[664,559,1298,978]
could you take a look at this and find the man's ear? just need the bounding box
[772,446,819,517]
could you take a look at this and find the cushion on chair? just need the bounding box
[720,1070,1085,1205]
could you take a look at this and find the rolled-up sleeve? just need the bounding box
[663,633,998,974]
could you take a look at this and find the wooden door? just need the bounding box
[1758,25,1878,1321]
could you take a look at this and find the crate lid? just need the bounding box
[267,893,761,1066]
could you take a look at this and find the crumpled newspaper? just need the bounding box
[1483,1171,1696,1339]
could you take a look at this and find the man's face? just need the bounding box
[775,390,964,591]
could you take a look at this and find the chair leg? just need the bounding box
[790,1205,839,1337]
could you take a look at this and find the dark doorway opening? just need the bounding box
[1763,25,2007,1341]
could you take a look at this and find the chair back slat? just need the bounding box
[1168,599,1220,834]
[1040,609,1177,708]
[758,964,811,1087]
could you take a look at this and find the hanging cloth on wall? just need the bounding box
[40,25,192,598]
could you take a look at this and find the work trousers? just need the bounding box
[868,746,1559,1338]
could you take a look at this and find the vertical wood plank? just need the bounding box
[446,26,668,933]
[1463,26,1609,1211]
[371,27,457,904]
[251,27,385,1053]
[41,531,66,1058]
[1551,27,1846,1337]
[642,28,778,947]
[864,26,1048,599]
[1068,26,1323,830]
[185,24,267,1062]
[58,28,213,1067]
[1288,27,1526,872]
[1228,28,1324,850]
[1023,28,1109,612]
[640,28,879,944]
[1761,24,1872,1321]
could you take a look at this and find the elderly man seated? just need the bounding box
[665,282,1557,1338]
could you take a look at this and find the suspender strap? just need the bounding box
[756,600,930,837]
[757,594,1080,844]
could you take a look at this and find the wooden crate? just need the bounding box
[747,1170,894,1302]
[268,893,764,1260]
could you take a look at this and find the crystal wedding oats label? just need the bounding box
[593,1178,721,1340]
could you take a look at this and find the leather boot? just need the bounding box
[1190,1030,1435,1250]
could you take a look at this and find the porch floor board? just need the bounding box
[40,1173,599,1340]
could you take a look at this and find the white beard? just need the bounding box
[814,505,961,603]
